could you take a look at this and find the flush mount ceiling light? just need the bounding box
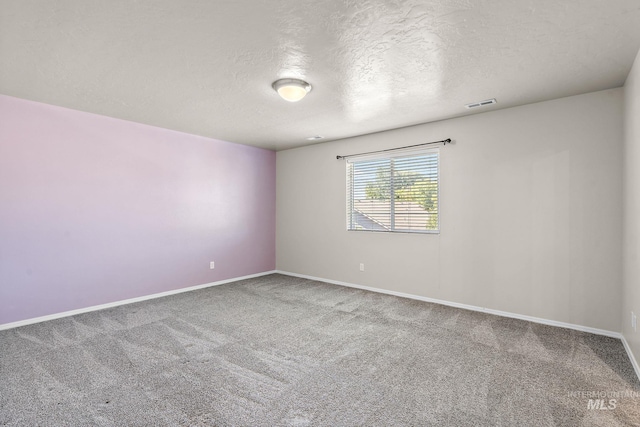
[272,78,312,102]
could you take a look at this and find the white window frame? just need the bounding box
[346,148,440,234]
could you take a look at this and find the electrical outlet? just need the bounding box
[359,263,364,272]
[210,261,215,270]
[632,311,637,332]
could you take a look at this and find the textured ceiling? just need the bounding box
[1,1,640,151]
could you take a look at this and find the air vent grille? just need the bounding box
[465,98,497,109]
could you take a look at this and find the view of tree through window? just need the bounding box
[347,150,439,233]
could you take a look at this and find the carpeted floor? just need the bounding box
[1,273,639,426]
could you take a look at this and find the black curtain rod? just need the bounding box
[336,138,451,160]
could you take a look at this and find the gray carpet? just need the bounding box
[1,274,639,426]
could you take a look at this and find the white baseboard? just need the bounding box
[276,270,640,382]
[0,270,276,331]
[4,269,639,383]
[275,270,640,380]
[275,270,620,338]
[621,336,640,383]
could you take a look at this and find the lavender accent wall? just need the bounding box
[0,95,276,324]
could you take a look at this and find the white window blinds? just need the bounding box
[346,149,439,233]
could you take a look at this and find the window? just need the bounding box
[346,149,439,233]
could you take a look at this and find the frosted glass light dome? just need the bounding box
[272,78,312,102]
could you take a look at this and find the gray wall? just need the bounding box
[623,50,640,367]
[277,89,623,332]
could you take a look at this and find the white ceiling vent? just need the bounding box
[465,98,497,109]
